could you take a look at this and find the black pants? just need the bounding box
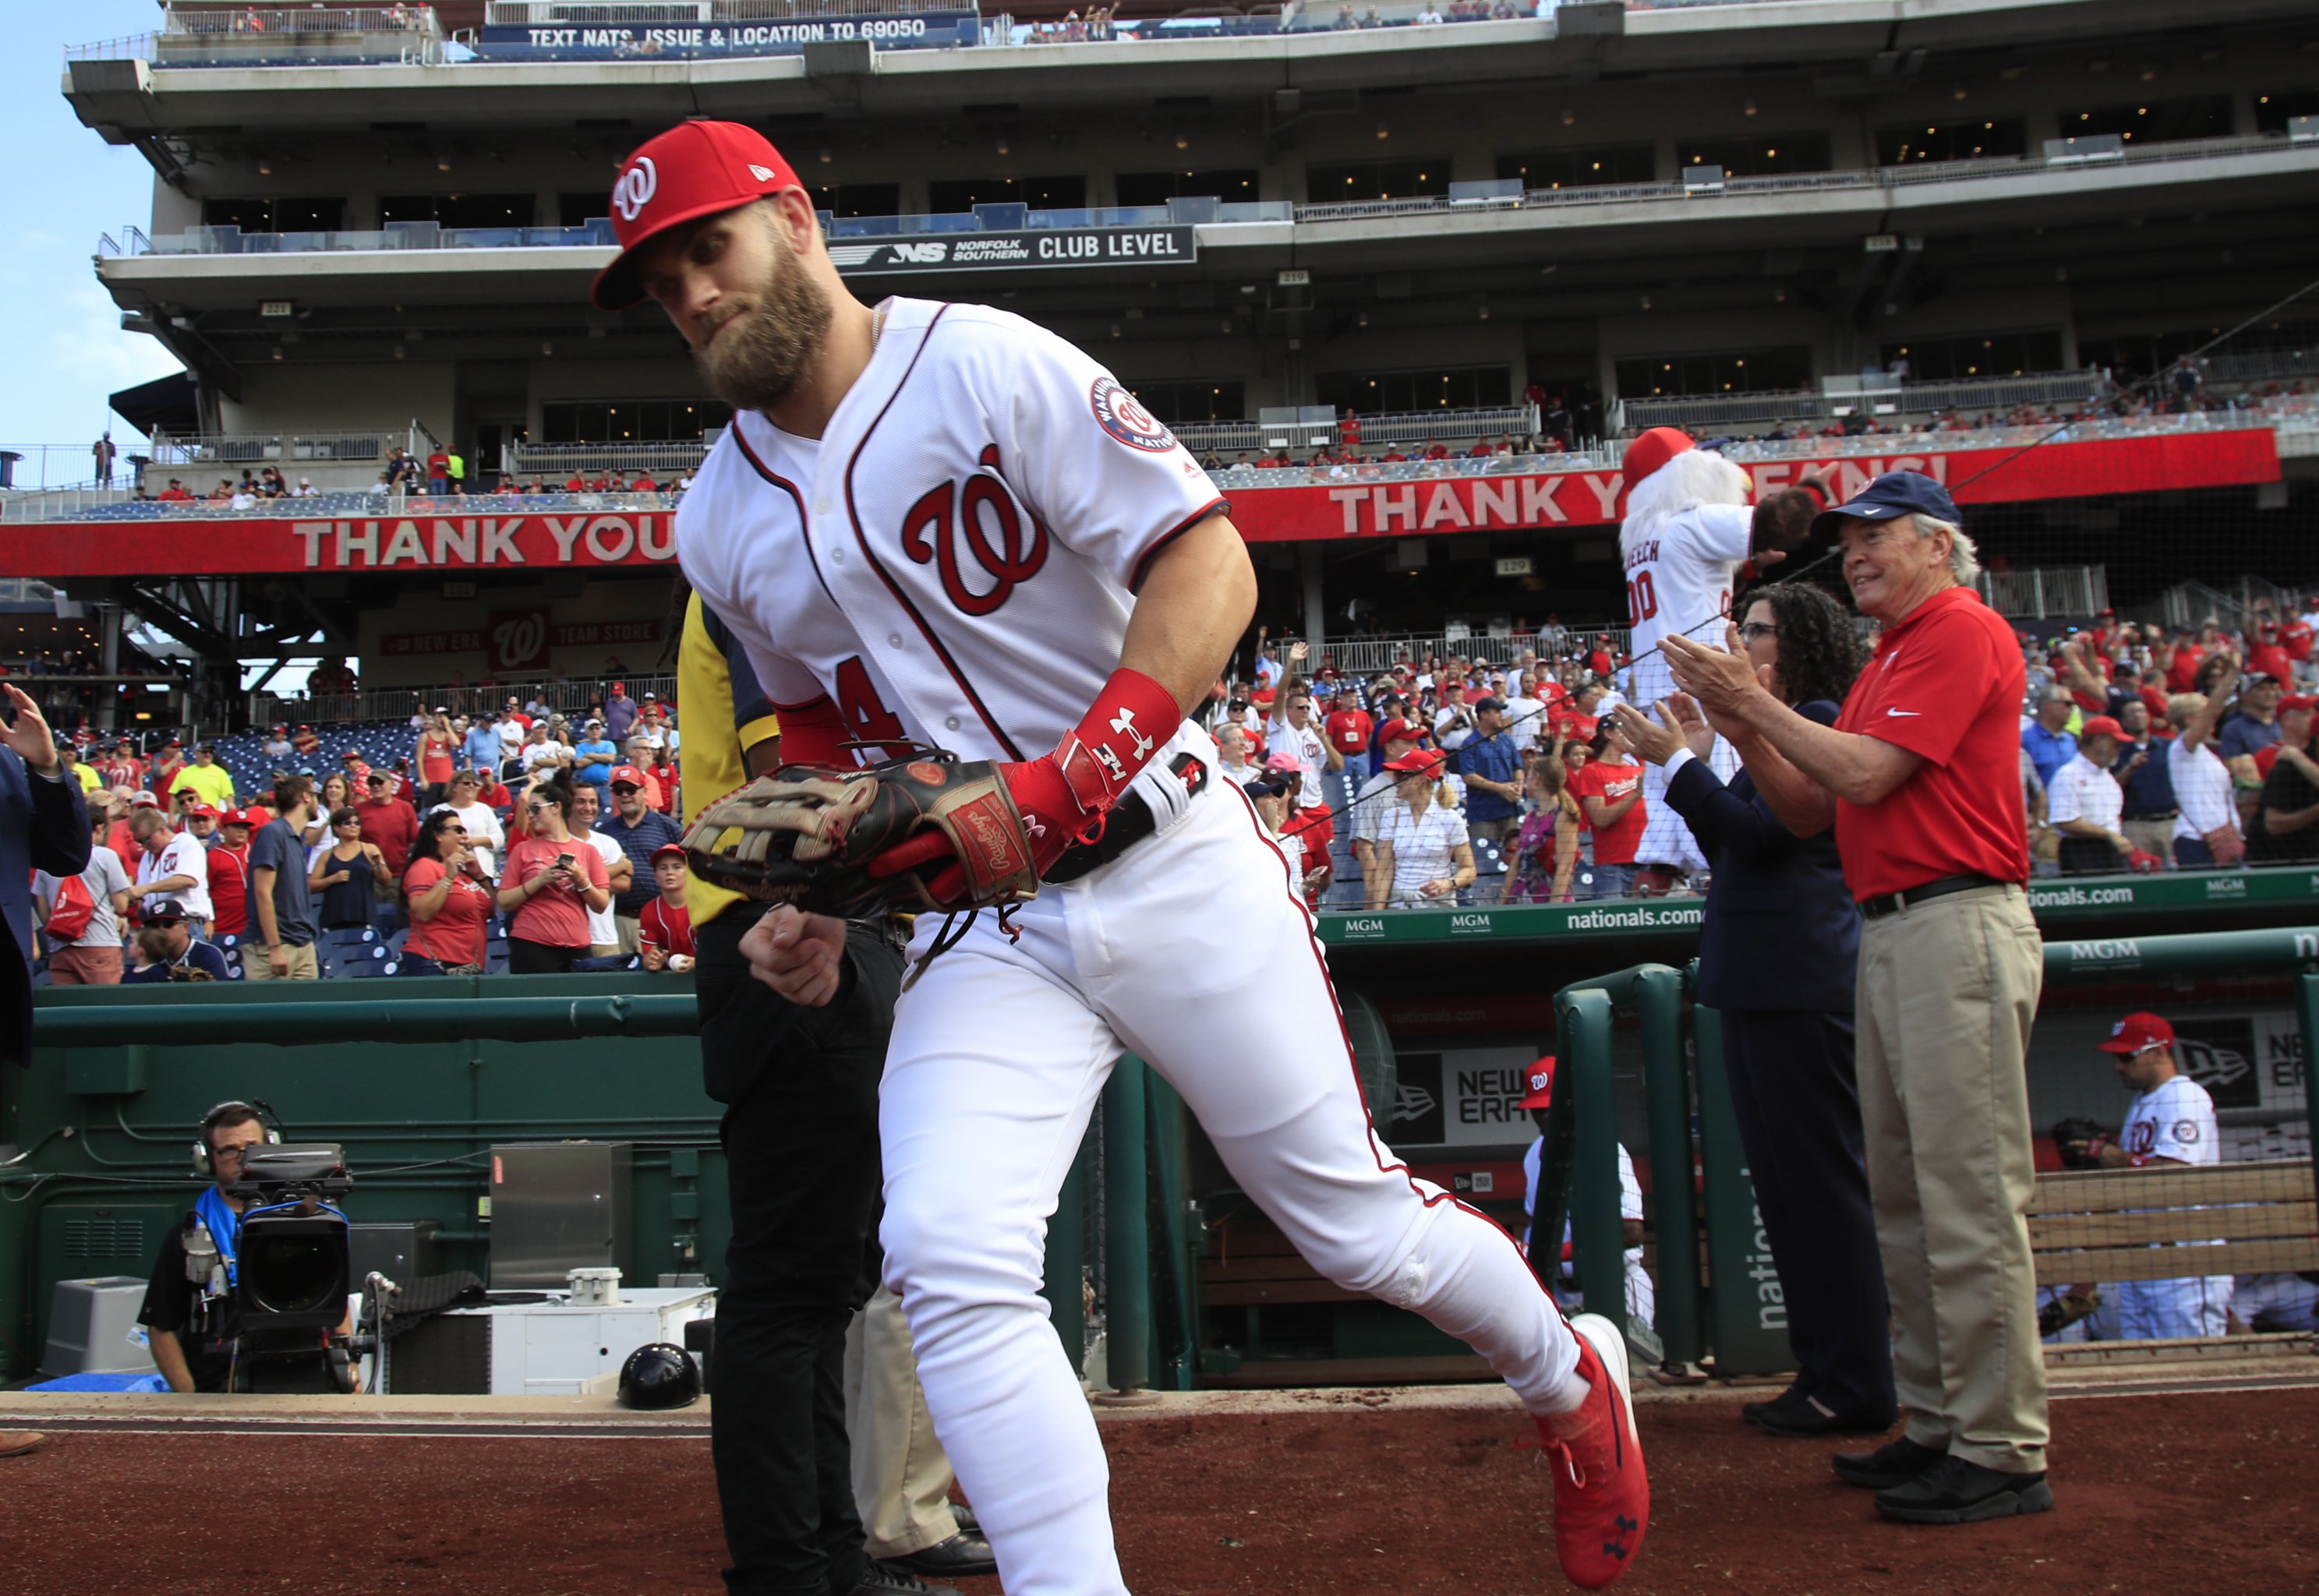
[1721,1008,1896,1416]
[697,913,900,1596]
[508,937,582,973]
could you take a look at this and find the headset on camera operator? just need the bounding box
[138,1101,359,1393]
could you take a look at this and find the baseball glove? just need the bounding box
[2038,1288,2102,1337]
[2049,1116,2111,1171]
[681,752,1040,917]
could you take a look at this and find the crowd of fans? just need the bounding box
[1196,585,2319,911]
[29,686,691,983]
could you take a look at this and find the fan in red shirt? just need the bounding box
[1423,440,1451,461]
[1323,687,1373,766]
[1338,411,1363,451]
[1587,637,1614,678]
[2165,633,2207,694]
[638,844,697,969]
[2246,617,2294,687]
[207,809,255,939]
[2282,615,2316,676]
[1567,725,1647,892]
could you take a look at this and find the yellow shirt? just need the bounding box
[168,761,236,808]
[65,761,101,796]
[678,591,782,929]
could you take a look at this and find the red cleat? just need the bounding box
[1536,1313,1649,1589]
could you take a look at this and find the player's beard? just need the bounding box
[695,223,833,413]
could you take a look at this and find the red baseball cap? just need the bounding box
[650,842,688,865]
[1377,719,1423,745]
[591,120,804,311]
[2077,715,2125,740]
[1384,749,1447,777]
[1517,1056,1556,1110]
[2097,1012,2175,1054]
[609,765,647,788]
[1621,425,1694,486]
[2282,694,2319,715]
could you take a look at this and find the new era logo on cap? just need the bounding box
[592,121,803,311]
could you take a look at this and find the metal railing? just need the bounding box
[487,0,963,16]
[1621,371,2112,432]
[1310,628,1630,678]
[254,673,679,729]
[163,4,442,34]
[504,440,713,478]
[1175,404,1540,455]
[146,421,440,471]
[1974,566,2110,621]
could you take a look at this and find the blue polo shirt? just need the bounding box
[572,737,620,791]
[2020,722,2077,792]
[597,807,684,916]
[2115,736,2177,817]
[461,723,502,771]
[1455,729,1523,822]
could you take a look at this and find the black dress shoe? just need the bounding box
[879,1534,997,1580]
[1875,1456,2054,1524]
[1752,1397,1898,1439]
[950,1504,979,1534]
[1832,1435,1949,1489]
[1740,1384,1809,1425]
[847,1565,959,1596]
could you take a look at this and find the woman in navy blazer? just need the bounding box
[1613,582,1896,1436]
[0,684,92,1068]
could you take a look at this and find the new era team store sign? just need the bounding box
[0,429,2279,578]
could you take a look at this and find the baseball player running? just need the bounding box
[1617,429,1825,890]
[594,121,1646,1594]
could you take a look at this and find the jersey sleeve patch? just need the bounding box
[1090,377,1179,454]
[2172,1120,2201,1144]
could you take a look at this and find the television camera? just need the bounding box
[186,1143,372,1391]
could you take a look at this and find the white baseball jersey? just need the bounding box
[1621,500,1751,874]
[2116,1072,2232,1340]
[678,298,1225,768]
[677,294,1587,1596]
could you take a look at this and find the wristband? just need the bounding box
[1054,667,1182,820]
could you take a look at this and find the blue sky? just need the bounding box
[0,2,192,482]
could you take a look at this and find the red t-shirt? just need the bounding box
[638,895,696,959]
[1570,757,1646,864]
[2285,620,2316,663]
[355,796,417,874]
[207,844,250,938]
[402,856,495,966]
[2166,645,2205,694]
[646,763,679,811]
[1833,586,2030,901]
[2248,637,2293,684]
[420,734,456,784]
[426,451,450,478]
[1324,708,1373,756]
[503,834,609,948]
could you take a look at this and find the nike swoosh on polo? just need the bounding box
[1886,708,1922,717]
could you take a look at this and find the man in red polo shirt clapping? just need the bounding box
[1664,471,2051,1529]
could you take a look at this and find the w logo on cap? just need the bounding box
[613,157,659,222]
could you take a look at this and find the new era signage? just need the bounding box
[826,226,1197,275]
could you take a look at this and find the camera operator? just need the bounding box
[138,1102,356,1392]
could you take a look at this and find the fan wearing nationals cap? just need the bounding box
[1617,427,1830,894]
[602,118,1646,1595]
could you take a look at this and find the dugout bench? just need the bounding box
[2029,1159,2319,1297]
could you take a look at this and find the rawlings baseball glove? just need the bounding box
[2038,1288,2102,1338]
[681,751,1041,917]
[2049,1116,2112,1171]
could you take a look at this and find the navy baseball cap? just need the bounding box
[1809,470,1962,546]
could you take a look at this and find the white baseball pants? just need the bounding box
[876,775,1584,1596]
[1626,654,1735,876]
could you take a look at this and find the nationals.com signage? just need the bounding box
[0,431,2281,578]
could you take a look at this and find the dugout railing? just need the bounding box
[1550,927,2319,1385]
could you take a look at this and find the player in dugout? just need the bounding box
[602,118,1647,1594]
[1665,470,2052,1526]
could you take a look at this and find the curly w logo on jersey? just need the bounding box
[899,445,1052,618]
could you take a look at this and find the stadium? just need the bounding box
[1,1,2316,1591]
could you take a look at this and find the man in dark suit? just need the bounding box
[2,683,91,1069]
[1611,583,1894,1438]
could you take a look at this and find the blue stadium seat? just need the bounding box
[317,925,392,978]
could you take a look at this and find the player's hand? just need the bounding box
[0,685,60,776]
[741,904,849,1008]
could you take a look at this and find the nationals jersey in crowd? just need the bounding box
[677,297,1225,764]
[1620,499,1751,872]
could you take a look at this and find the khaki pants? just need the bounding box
[1855,883,2049,1474]
[242,943,320,981]
[2123,817,2176,861]
[615,914,642,956]
[843,1284,960,1560]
